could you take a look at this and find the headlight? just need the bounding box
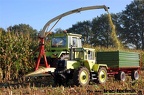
[67,70,70,73]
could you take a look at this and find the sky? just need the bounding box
[0,0,134,32]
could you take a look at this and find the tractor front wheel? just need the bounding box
[96,67,107,84]
[73,67,90,86]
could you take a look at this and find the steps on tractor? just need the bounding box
[90,71,97,80]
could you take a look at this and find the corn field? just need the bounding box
[0,30,38,81]
[0,30,144,94]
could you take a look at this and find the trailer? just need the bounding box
[96,51,140,81]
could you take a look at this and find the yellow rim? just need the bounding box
[99,70,107,83]
[79,70,89,84]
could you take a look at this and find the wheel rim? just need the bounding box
[79,70,89,84]
[99,70,107,83]
[134,71,139,80]
[121,72,125,81]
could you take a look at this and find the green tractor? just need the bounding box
[40,32,83,67]
[53,47,140,86]
[48,32,82,58]
[54,46,108,86]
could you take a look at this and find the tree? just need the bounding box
[67,20,92,44]
[91,13,122,48]
[91,14,110,47]
[120,1,144,49]
[7,24,38,39]
[55,28,64,34]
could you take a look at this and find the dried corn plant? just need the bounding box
[0,30,38,80]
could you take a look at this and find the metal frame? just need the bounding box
[35,37,50,70]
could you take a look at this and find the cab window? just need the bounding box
[88,51,94,60]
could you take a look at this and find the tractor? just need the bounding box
[44,32,83,67]
[54,46,108,86]
[53,48,140,86]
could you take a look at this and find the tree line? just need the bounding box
[1,0,144,50]
[66,1,144,50]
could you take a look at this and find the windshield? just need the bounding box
[51,37,66,47]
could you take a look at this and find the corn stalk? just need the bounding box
[0,30,38,80]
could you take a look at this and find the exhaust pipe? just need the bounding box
[70,45,73,60]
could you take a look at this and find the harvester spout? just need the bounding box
[39,5,109,38]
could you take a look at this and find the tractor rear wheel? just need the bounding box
[73,67,90,86]
[131,70,139,80]
[96,67,107,84]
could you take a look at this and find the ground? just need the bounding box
[0,71,144,95]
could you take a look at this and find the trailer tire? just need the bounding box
[97,67,107,84]
[0,68,3,81]
[131,70,139,80]
[118,71,126,81]
[73,67,90,86]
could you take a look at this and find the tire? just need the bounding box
[97,67,107,84]
[118,71,126,81]
[131,70,139,80]
[114,74,119,80]
[54,75,61,86]
[73,67,90,86]
[0,68,3,81]
[54,74,66,86]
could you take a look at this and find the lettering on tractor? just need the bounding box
[25,5,140,86]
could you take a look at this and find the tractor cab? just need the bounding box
[56,47,96,71]
[73,48,96,61]
[46,32,82,59]
[69,47,96,70]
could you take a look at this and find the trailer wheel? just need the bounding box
[131,70,139,80]
[97,67,107,84]
[118,71,126,81]
[73,67,90,86]
[0,68,3,81]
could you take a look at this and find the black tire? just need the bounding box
[118,71,126,81]
[114,74,119,80]
[0,68,3,81]
[131,70,139,80]
[96,67,107,84]
[54,75,61,86]
[54,74,66,86]
[73,67,90,86]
